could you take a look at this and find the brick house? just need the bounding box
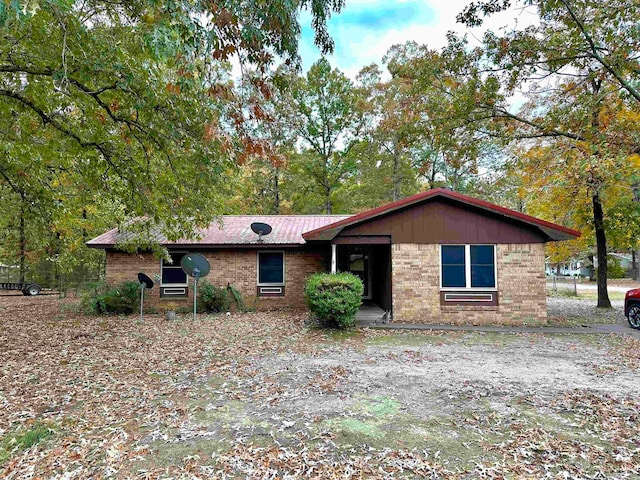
[87,188,579,325]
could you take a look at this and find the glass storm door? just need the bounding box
[348,252,371,299]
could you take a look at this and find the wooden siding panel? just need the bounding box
[339,199,546,244]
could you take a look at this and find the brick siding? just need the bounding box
[105,248,327,310]
[106,242,547,324]
[106,251,160,286]
[391,243,547,325]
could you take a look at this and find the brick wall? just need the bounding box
[106,242,547,323]
[391,244,441,322]
[105,247,327,310]
[391,243,547,325]
[106,251,160,286]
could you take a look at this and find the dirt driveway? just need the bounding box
[1,294,639,478]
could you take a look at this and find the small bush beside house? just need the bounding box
[197,281,249,313]
[197,280,231,313]
[304,273,364,328]
[84,281,141,315]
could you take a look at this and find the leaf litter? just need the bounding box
[1,294,639,478]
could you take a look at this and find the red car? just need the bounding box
[625,288,640,329]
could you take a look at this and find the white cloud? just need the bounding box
[300,0,539,78]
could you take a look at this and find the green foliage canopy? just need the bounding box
[0,0,344,273]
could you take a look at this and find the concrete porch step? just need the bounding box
[355,304,388,326]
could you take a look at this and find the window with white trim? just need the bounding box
[161,252,188,285]
[441,245,496,289]
[258,251,284,285]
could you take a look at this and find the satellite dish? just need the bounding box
[180,253,210,322]
[136,272,154,323]
[181,253,210,279]
[138,272,154,289]
[251,222,273,243]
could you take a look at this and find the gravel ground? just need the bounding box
[262,335,640,421]
[547,296,625,324]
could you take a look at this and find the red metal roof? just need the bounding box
[302,188,581,242]
[87,215,350,248]
[88,189,580,248]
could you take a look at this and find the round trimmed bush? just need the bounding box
[304,272,364,328]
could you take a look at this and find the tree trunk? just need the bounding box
[273,167,280,214]
[592,193,611,308]
[82,207,87,241]
[325,186,332,214]
[392,142,401,202]
[18,196,26,284]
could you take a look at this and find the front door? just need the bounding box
[340,247,372,299]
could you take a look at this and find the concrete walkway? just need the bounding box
[365,319,640,339]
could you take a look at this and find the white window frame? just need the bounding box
[439,244,497,291]
[257,250,285,286]
[160,251,189,287]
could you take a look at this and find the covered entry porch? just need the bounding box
[329,238,392,323]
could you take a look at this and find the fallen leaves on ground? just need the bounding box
[1,294,639,479]
[0,295,347,478]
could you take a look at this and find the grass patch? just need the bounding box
[458,331,532,346]
[321,410,502,467]
[547,288,579,298]
[548,319,595,327]
[362,396,401,417]
[142,438,228,469]
[319,328,362,342]
[547,290,626,302]
[330,418,385,439]
[577,291,626,301]
[0,423,55,464]
[547,315,620,327]
[365,332,457,347]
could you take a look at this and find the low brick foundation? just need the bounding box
[391,243,547,325]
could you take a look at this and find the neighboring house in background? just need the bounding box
[546,252,633,278]
[87,189,579,326]
[545,258,591,277]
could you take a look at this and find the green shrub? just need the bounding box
[227,284,250,312]
[607,256,626,279]
[197,280,231,313]
[304,272,363,329]
[197,281,250,313]
[83,281,141,315]
[593,256,628,280]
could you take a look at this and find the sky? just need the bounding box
[298,0,537,78]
